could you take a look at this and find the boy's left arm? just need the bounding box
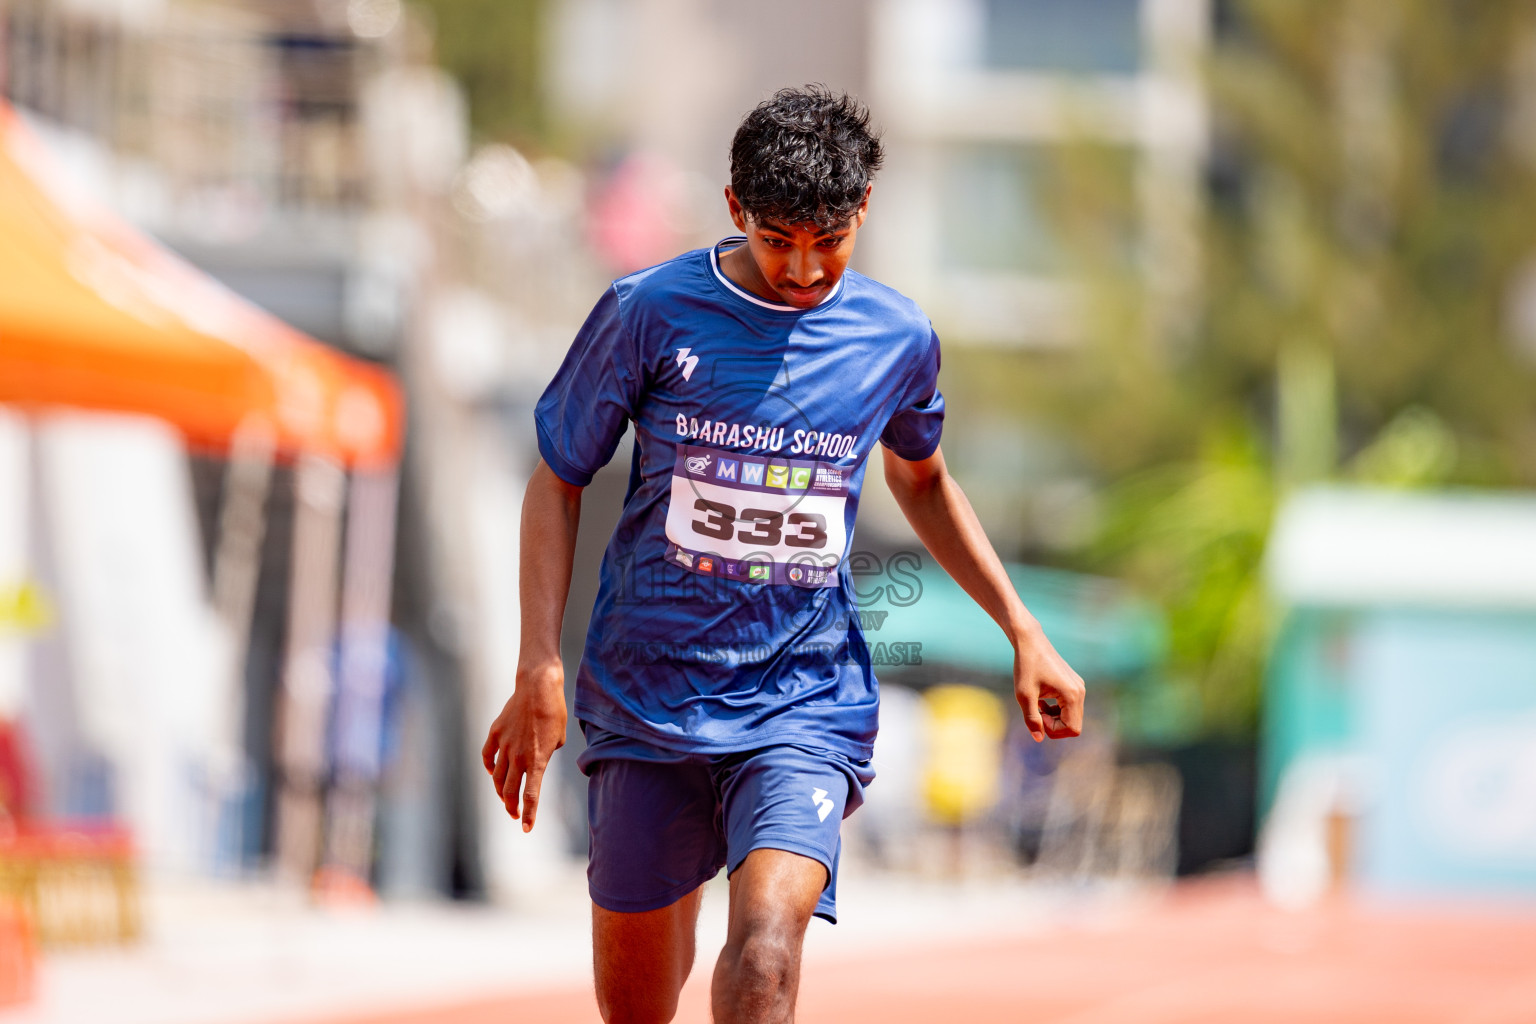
[881,444,1085,742]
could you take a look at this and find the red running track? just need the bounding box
[309,879,1536,1024]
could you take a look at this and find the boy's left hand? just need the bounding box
[1012,628,1085,742]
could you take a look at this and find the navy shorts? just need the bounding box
[577,722,875,923]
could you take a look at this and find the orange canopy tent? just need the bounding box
[0,104,402,469]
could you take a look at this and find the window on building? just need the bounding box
[939,143,1139,276]
[940,145,1054,274]
[982,0,1143,75]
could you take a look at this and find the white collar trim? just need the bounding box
[709,236,844,312]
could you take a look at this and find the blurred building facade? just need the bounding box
[549,0,1207,349]
[865,0,1207,347]
[2,0,440,356]
[0,0,602,902]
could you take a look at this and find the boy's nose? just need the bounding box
[786,251,823,287]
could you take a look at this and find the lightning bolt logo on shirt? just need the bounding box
[811,787,834,822]
[675,347,700,382]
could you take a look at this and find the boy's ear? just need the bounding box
[854,184,872,227]
[724,187,749,232]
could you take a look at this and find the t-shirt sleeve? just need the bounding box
[879,328,945,461]
[534,287,644,486]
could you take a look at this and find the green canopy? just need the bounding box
[872,560,1164,684]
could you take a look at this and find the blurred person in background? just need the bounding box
[923,683,1008,874]
[482,86,1085,1024]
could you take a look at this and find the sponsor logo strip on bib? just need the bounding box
[664,443,848,588]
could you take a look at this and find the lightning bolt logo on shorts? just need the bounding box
[810,787,834,822]
[675,347,700,381]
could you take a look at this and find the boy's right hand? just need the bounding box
[482,662,568,832]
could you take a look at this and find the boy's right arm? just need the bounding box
[481,459,583,832]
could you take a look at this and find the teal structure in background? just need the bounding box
[868,554,1166,687]
[1265,488,1536,897]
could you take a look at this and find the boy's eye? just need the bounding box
[763,237,790,248]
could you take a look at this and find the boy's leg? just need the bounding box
[584,747,727,1023]
[594,887,704,1024]
[710,848,826,1024]
[709,744,874,1022]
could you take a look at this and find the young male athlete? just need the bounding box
[482,87,1085,1024]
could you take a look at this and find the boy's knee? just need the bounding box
[723,925,799,995]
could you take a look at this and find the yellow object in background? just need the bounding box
[922,684,1007,825]
[0,583,50,636]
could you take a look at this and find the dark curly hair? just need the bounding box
[729,86,884,232]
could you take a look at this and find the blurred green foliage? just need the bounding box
[992,0,1536,737]
[1204,0,1536,484]
[414,0,544,144]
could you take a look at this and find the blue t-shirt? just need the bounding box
[535,237,944,761]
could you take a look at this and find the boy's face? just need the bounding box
[724,186,870,309]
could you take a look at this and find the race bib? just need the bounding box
[663,443,848,588]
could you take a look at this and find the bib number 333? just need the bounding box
[664,444,848,585]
